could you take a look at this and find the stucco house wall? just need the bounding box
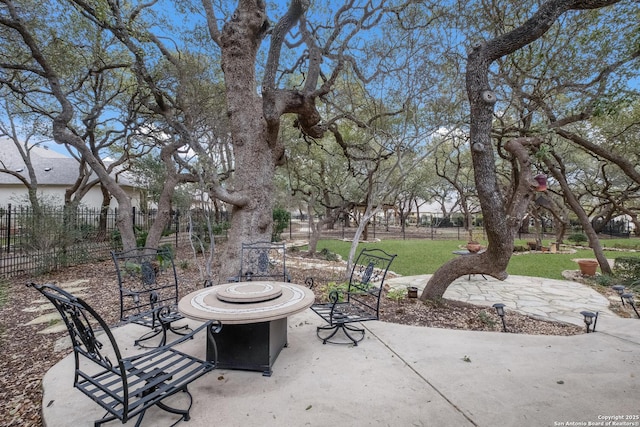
[0,138,143,210]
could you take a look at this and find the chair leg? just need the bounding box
[125,388,192,427]
[155,388,193,425]
[316,324,342,344]
[316,323,365,346]
[95,413,118,427]
[168,323,192,337]
[135,326,165,348]
[341,324,366,346]
[136,323,192,348]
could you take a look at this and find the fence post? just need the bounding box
[175,209,179,247]
[5,203,11,254]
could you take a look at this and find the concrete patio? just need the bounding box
[42,274,640,427]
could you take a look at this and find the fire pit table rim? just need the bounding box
[178,281,315,324]
[177,281,315,376]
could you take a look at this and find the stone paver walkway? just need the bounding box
[385,274,616,327]
[23,279,91,350]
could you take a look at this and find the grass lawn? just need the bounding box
[314,238,640,280]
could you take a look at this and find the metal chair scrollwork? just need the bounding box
[228,241,291,283]
[28,282,219,427]
[310,248,396,345]
[112,247,190,347]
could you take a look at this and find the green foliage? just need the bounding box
[568,233,588,244]
[613,257,640,287]
[135,228,148,247]
[211,221,230,235]
[387,288,405,303]
[318,248,340,262]
[158,244,175,260]
[14,203,106,272]
[18,206,74,251]
[272,207,290,242]
[316,281,349,303]
[188,219,229,247]
[478,310,496,328]
[314,239,640,280]
[111,226,177,248]
[607,240,640,250]
[533,144,551,161]
[111,229,124,250]
[595,274,616,287]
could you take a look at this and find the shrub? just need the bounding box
[315,281,349,303]
[478,310,497,328]
[387,288,405,303]
[568,233,588,244]
[319,247,339,262]
[613,257,640,286]
[595,274,616,287]
[272,207,290,242]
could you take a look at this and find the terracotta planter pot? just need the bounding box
[578,260,598,276]
[466,242,482,253]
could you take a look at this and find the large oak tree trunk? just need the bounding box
[218,3,279,279]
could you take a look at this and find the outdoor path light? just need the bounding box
[580,311,598,333]
[621,293,640,318]
[492,303,507,332]
[612,285,626,306]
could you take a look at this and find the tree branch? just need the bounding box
[201,0,222,46]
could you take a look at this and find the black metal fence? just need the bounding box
[2,203,633,279]
[0,204,192,278]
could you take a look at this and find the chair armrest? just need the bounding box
[206,321,223,365]
[305,277,314,289]
[326,290,346,320]
[122,289,141,304]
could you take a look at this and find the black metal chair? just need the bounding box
[111,247,189,347]
[310,248,396,345]
[228,241,291,283]
[28,282,220,427]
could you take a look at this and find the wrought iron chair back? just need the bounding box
[230,241,290,282]
[310,248,396,345]
[28,282,218,426]
[346,248,396,314]
[111,247,189,347]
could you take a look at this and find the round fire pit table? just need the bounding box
[178,281,315,376]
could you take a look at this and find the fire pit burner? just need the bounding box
[216,282,283,303]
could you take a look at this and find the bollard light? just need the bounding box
[621,293,640,319]
[612,285,626,306]
[580,310,598,333]
[492,303,507,332]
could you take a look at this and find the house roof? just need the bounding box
[0,137,137,187]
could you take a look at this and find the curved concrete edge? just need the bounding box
[385,274,619,327]
[365,318,640,426]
